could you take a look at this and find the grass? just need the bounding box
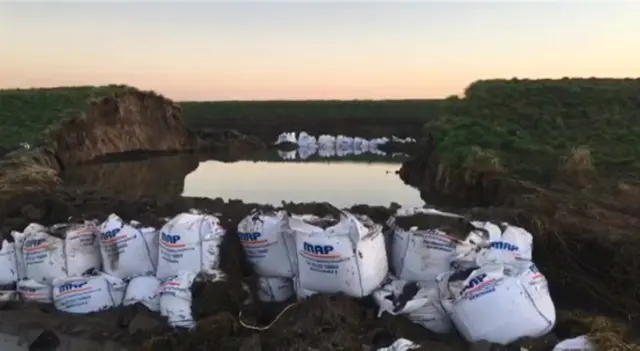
[0,85,134,149]
[425,78,640,181]
[180,99,443,129]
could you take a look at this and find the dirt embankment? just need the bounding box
[49,90,197,166]
[398,142,640,326]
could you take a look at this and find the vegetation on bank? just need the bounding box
[181,100,443,129]
[426,78,640,181]
[0,85,133,149]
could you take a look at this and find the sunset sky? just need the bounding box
[2,2,639,101]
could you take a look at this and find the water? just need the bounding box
[63,150,424,208]
[183,150,423,208]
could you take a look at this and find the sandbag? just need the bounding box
[157,212,226,279]
[553,335,594,350]
[439,262,556,344]
[377,338,420,351]
[456,222,533,268]
[388,208,467,282]
[0,290,17,302]
[293,276,317,300]
[16,221,101,284]
[276,132,297,145]
[0,240,18,285]
[297,131,317,147]
[257,277,294,302]
[373,278,452,334]
[17,279,52,303]
[123,275,161,312]
[317,135,336,148]
[159,271,197,329]
[290,210,388,297]
[52,273,126,314]
[237,209,295,278]
[11,223,47,280]
[298,144,318,160]
[100,214,157,280]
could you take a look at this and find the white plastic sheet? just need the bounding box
[100,214,157,279]
[123,275,161,312]
[377,338,420,351]
[373,278,452,334]
[0,240,18,285]
[553,335,594,350]
[439,262,556,344]
[159,271,197,329]
[237,209,296,278]
[290,211,388,297]
[257,277,294,302]
[16,279,52,303]
[52,273,126,314]
[157,212,226,279]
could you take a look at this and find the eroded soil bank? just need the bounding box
[398,144,640,331]
[0,189,635,350]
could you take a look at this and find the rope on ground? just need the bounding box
[238,301,301,331]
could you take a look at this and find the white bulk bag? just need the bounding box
[159,271,197,329]
[276,132,297,145]
[336,146,353,157]
[317,135,336,148]
[297,131,317,147]
[257,277,294,302]
[293,275,317,300]
[52,273,125,314]
[373,278,453,334]
[298,144,318,160]
[0,290,17,302]
[553,335,594,351]
[237,209,295,278]
[388,208,465,282]
[377,338,420,351]
[0,240,18,285]
[439,262,556,344]
[290,211,388,297]
[156,213,226,279]
[17,279,52,303]
[123,275,161,312]
[317,147,336,158]
[100,214,157,279]
[456,222,533,268]
[16,222,101,284]
[11,223,47,280]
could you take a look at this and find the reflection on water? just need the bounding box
[63,155,199,200]
[183,160,423,208]
[61,149,420,207]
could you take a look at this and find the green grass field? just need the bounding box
[426,78,640,180]
[0,85,132,149]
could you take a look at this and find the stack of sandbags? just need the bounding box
[375,207,556,345]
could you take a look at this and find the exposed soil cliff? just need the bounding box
[49,90,197,166]
[399,144,640,323]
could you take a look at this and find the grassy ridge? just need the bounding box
[0,85,132,149]
[428,78,640,180]
[181,100,443,129]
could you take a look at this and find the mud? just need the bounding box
[393,213,481,242]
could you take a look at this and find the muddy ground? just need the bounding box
[0,188,630,351]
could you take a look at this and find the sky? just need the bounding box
[1,2,639,101]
